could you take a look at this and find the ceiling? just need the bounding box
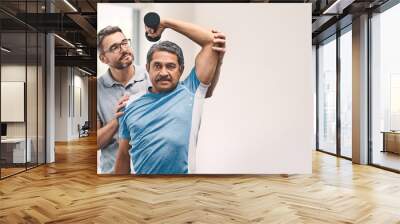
[0,0,393,74]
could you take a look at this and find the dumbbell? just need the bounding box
[144,12,161,42]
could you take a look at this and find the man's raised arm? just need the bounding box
[206,30,226,98]
[146,18,220,85]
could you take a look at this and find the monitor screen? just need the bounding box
[1,123,7,137]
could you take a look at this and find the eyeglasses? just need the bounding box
[103,39,131,54]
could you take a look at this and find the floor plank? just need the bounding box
[0,135,400,223]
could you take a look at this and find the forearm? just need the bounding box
[195,45,219,85]
[114,142,131,174]
[205,60,222,98]
[97,119,118,149]
[162,18,213,47]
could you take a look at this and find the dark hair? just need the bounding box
[97,26,122,52]
[146,41,184,71]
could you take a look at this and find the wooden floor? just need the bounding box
[1,163,45,178]
[373,151,400,171]
[1,167,26,178]
[1,136,400,223]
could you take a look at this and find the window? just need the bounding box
[371,2,400,171]
[317,36,337,154]
[340,28,352,158]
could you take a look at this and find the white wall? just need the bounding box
[192,4,312,174]
[1,65,34,137]
[97,3,313,174]
[72,73,89,138]
[55,67,68,141]
[1,65,26,139]
[54,67,89,141]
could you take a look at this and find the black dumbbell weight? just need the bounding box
[144,12,161,42]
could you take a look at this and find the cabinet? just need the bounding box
[382,132,400,154]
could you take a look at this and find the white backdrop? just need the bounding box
[98,3,313,174]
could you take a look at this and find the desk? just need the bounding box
[382,131,400,154]
[1,138,32,164]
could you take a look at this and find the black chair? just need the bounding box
[79,121,90,138]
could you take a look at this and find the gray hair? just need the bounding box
[97,26,122,52]
[146,41,184,71]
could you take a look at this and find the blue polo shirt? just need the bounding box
[119,67,208,174]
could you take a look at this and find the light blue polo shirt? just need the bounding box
[119,67,208,174]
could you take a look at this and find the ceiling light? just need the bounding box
[1,47,11,53]
[322,0,354,15]
[78,67,92,76]
[54,34,75,48]
[63,0,78,12]
[76,48,86,55]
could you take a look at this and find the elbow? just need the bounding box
[202,32,214,47]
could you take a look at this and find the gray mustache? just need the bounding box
[156,75,172,82]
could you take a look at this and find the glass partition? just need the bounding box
[0,0,46,179]
[1,30,28,178]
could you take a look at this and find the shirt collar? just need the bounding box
[102,65,146,88]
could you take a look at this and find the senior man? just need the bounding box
[114,17,226,174]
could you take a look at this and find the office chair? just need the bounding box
[79,121,90,138]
